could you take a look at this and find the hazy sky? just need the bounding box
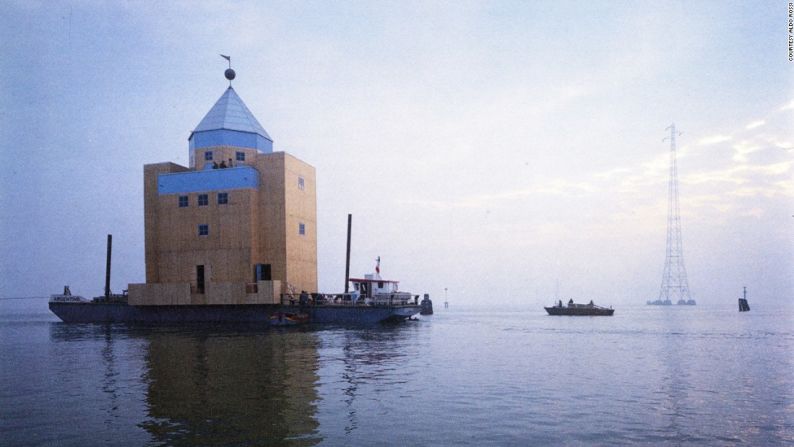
[1,1,791,307]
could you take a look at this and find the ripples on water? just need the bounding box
[1,299,792,446]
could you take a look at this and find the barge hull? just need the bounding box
[49,302,420,325]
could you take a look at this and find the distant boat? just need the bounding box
[646,299,672,306]
[739,286,751,312]
[545,299,614,316]
[420,294,433,315]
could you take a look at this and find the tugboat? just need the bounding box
[293,255,422,324]
[545,299,615,316]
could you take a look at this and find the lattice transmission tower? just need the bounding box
[656,124,695,305]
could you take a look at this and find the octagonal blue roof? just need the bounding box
[190,87,272,142]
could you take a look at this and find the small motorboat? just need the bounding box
[545,299,614,316]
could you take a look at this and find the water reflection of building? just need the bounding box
[140,329,321,446]
[47,324,322,445]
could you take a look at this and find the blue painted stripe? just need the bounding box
[189,129,273,152]
[158,166,259,195]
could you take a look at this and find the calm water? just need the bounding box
[1,299,792,446]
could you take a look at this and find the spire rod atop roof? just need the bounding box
[220,54,235,87]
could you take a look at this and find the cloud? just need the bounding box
[558,83,590,101]
[679,193,734,212]
[697,134,732,146]
[731,186,782,198]
[732,141,762,162]
[773,178,794,196]
[683,161,793,195]
[532,180,597,196]
[745,120,765,130]
[761,136,793,150]
[684,169,748,186]
[754,160,793,176]
[740,207,765,218]
[401,179,597,210]
[780,99,794,111]
[594,167,632,179]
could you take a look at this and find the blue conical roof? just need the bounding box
[191,87,272,141]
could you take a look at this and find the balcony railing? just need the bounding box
[280,293,420,308]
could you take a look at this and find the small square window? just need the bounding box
[198,224,209,236]
[198,194,208,206]
[218,192,228,204]
[236,151,245,161]
[178,196,188,207]
[298,176,305,190]
[204,151,213,161]
[299,223,306,235]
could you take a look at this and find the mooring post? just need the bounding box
[104,234,112,299]
[344,214,352,293]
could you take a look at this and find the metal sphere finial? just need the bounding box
[220,54,234,86]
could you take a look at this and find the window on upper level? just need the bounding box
[204,151,213,161]
[178,195,188,207]
[198,194,208,206]
[236,151,245,161]
[299,223,306,235]
[218,192,228,205]
[198,224,209,236]
[298,176,305,190]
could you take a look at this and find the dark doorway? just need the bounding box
[254,264,271,282]
[196,265,205,294]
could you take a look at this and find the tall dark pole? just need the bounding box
[104,234,112,299]
[344,214,352,293]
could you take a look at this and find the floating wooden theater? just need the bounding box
[49,64,422,324]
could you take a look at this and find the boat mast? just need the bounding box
[344,214,352,293]
[104,234,112,299]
